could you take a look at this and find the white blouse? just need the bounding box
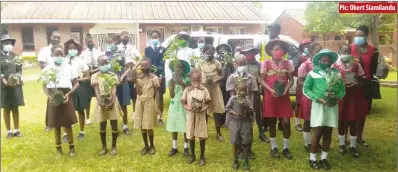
[65,56,89,79]
[117,43,141,64]
[81,48,103,68]
[42,62,78,89]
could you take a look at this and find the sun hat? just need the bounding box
[312,49,338,66]
[240,44,260,55]
[169,59,191,76]
[264,39,290,56]
[216,43,232,54]
[0,35,16,46]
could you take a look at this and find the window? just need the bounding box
[46,26,58,45]
[311,36,317,42]
[346,36,353,44]
[205,27,223,34]
[228,27,245,35]
[71,27,83,44]
[170,27,189,35]
[21,27,34,51]
[334,35,341,40]
[146,27,165,45]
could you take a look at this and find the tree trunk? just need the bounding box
[370,15,380,49]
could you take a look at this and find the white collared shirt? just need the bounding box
[37,44,53,66]
[193,48,203,57]
[81,48,103,67]
[65,56,89,78]
[117,43,141,64]
[42,62,78,89]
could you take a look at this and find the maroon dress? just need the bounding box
[261,59,293,118]
[297,58,313,120]
[333,60,366,121]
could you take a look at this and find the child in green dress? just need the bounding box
[303,49,345,170]
[166,60,191,157]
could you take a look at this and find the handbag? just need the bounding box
[356,46,381,99]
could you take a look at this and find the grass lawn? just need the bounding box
[382,71,397,82]
[1,81,396,172]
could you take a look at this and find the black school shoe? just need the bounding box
[350,147,359,158]
[98,147,108,156]
[77,133,85,140]
[270,148,280,159]
[357,140,369,147]
[339,145,347,154]
[309,160,320,170]
[68,149,76,157]
[283,148,293,160]
[319,159,331,170]
[148,146,156,155]
[13,131,23,137]
[304,144,311,152]
[188,154,196,164]
[199,158,206,166]
[183,148,190,157]
[123,128,131,135]
[168,148,178,157]
[141,147,149,155]
[6,132,13,139]
[295,124,303,132]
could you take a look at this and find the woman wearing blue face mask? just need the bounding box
[144,30,166,126]
[0,35,25,139]
[350,25,380,147]
[193,37,205,58]
[64,39,90,140]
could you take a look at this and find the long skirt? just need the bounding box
[1,86,24,109]
[47,88,78,128]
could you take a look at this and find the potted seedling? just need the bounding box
[38,68,65,106]
[4,56,23,87]
[221,51,234,66]
[191,96,204,113]
[267,69,288,97]
[323,71,340,107]
[98,73,118,106]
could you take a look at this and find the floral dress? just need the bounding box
[134,74,160,130]
[181,86,211,139]
[166,78,190,133]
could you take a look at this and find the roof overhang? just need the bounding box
[1,19,268,24]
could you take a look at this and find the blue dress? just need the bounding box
[108,53,131,106]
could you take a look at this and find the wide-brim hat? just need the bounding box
[64,39,83,56]
[265,39,290,56]
[216,43,232,54]
[312,49,338,66]
[169,59,191,76]
[240,44,260,55]
[0,35,16,46]
[299,39,312,51]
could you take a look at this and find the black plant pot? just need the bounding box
[274,80,285,97]
[324,91,337,107]
[100,93,112,106]
[51,92,65,107]
[7,74,21,87]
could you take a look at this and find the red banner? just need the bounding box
[339,2,397,13]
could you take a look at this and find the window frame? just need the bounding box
[169,27,189,36]
[70,27,83,44]
[205,26,223,34]
[228,27,246,35]
[21,27,35,51]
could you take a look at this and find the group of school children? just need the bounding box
[1,24,381,171]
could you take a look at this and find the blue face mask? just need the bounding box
[99,64,111,73]
[68,49,78,57]
[303,48,309,55]
[150,39,159,47]
[106,44,116,52]
[54,56,64,65]
[354,37,366,45]
[197,43,205,49]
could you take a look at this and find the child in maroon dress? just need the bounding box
[297,42,322,151]
[333,44,365,158]
[260,40,294,159]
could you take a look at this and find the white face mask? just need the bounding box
[3,45,13,52]
[237,66,247,74]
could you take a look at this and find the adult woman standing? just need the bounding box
[350,25,380,146]
[0,35,25,139]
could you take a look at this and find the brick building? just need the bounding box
[1,2,267,56]
[274,9,397,65]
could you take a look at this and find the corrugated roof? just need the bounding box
[1,2,268,23]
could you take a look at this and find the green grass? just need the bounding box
[382,71,397,81]
[1,81,397,172]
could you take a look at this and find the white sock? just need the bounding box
[79,131,85,134]
[303,132,311,146]
[310,153,317,161]
[283,138,289,150]
[172,140,177,149]
[350,135,357,148]
[86,119,91,123]
[184,142,189,149]
[295,118,301,125]
[270,137,277,149]
[338,135,346,146]
[123,125,129,130]
[321,151,328,160]
[63,133,67,136]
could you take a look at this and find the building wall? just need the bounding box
[278,14,306,42]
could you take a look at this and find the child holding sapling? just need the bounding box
[91,55,123,156]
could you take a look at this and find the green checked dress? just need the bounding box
[166,78,190,133]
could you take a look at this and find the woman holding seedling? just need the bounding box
[0,34,25,139]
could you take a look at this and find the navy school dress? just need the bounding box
[108,52,131,106]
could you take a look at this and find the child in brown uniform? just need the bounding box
[91,55,123,156]
[225,77,255,171]
[181,69,211,166]
[132,58,160,155]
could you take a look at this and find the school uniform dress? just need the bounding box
[81,47,103,99]
[133,74,160,130]
[181,86,211,139]
[303,68,345,128]
[0,51,25,109]
[118,43,141,103]
[297,58,314,120]
[260,59,294,118]
[225,96,254,145]
[166,78,189,133]
[225,72,258,125]
[333,60,366,121]
[66,56,90,111]
[196,59,225,114]
[145,45,166,95]
[295,55,309,105]
[42,63,78,128]
[91,72,123,122]
[165,47,194,82]
[109,53,131,106]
